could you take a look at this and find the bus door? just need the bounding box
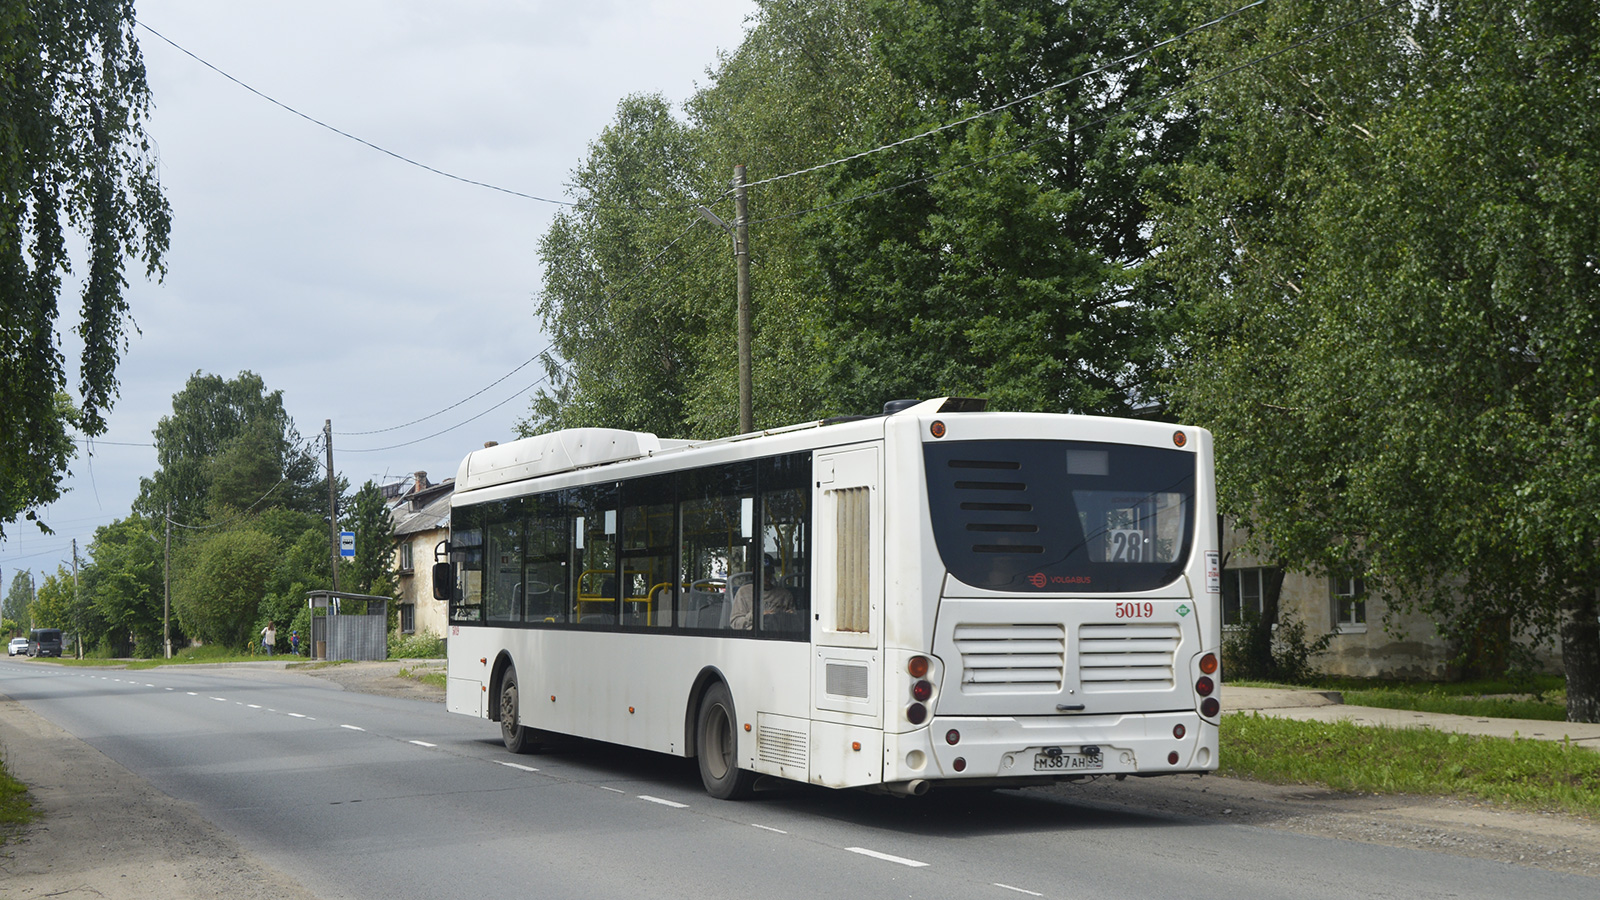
[810,444,884,786]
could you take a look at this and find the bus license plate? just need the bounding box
[1033,751,1103,772]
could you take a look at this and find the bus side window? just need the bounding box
[757,455,810,636]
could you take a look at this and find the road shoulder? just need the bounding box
[0,694,321,900]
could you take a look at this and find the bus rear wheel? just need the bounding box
[499,668,537,754]
[696,682,755,799]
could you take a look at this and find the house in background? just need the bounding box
[1220,525,1559,679]
[385,471,453,639]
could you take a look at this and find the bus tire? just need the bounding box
[499,668,537,754]
[696,682,755,800]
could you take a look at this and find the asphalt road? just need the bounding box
[1,659,1590,900]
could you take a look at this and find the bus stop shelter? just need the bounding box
[306,591,390,661]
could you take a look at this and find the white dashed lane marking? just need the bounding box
[409,741,436,748]
[638,795,688,809]
[993,884,1042,897]
[497,761,539,773]
[341,724,365,731]
[846,847,929,868]
[751,824,788,834]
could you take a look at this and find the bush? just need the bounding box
[389,630,444,659]
[1223,609,1333,683]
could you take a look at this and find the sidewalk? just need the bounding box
[1224,686,1600,749]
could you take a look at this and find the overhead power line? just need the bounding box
[739,0,1270,194]
[748,4,1383,229]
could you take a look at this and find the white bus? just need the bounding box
[438,397,1220,798]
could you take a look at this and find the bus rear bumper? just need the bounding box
[883,712,1218,785]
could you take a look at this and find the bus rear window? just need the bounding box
[925,439,1195,593]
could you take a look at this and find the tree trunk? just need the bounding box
[1561,587,1600,724]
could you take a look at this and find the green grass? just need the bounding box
[398,666,447,689]
[1221,713,1600,818]
[0,748,36,849]
[1231,675,1569,721]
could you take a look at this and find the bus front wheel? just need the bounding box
[696,682,755,799]
[499,668,537,754]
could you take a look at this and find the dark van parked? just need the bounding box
[28,628,64,658]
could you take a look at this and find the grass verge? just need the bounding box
[1230,675,1568,721]
[0,747,36,849]
[398,666,447,689]
[1221,713,1600,818]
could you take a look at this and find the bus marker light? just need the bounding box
[946,729,961,745]
[480,658,487,665]
[852,741,861,751]
[907,656,930,678]
[1173,430,1187,447]
[1195,676,1214,696]
[1168,751,1180,765]
[745,723,752,732]
[911,680,933,702]
[1199,652,1218,675]
[629,706,635,714]
[550,695,556,702]
[952,757,967,772]
[930,420,946,438]
[1173,724,1186,739]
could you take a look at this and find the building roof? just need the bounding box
[388,476,453,539]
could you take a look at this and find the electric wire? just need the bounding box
[746,6,1384,229]
[738,0,1270,194]
[135,20,714,214]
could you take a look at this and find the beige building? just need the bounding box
[386,471,453,640]
[1221,525,1456,678]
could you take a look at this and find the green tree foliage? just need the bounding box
[172,528,277,648]
[136,371,323,524]
[809,0,1198,414]
[345,481,394,596]
[80,515,163,656]
[1157,0,1600,720]
[526,0,910,438]
[3,569,32,629]
[27,565,74,632]
[0,1,171,536]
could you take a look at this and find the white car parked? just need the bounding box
[7,637,28,656]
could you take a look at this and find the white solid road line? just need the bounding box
[846,847,929,868]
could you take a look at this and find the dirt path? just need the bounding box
[2,661,1595,898]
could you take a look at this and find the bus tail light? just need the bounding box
[952,757,967,772]
[907,656,930,678]
[1172,724,1186,739]
[1200,697,1220,717]
[1195,676,1214,697]
[911,680,933,702]
[1199,652,1218,675]
[906,703,928,725]
[946,729,961,745]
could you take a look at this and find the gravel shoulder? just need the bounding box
[2,660,1596,898]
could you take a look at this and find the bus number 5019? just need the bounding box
[1115,602,1154,619]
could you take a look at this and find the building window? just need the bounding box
[1222,567,1279,626]
[398,540,414,573]
[1332,574,1366,628]
[400,603,415,634]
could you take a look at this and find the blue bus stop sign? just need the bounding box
[339,531,355,557]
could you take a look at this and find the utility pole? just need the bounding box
[163,502,172,659]
[71,538,80,659]
[325,419,340,593]
[733,163,753,434]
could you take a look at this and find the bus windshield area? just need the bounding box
[924,439,1195,593]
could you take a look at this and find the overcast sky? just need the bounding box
[2,0,756,578]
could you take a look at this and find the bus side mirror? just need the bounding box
[432,562,454,602]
